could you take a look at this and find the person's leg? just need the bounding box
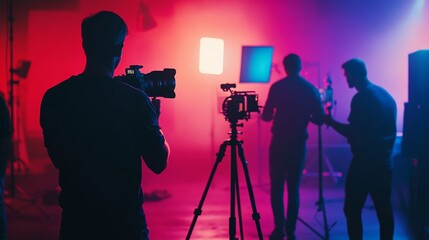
[370,164,394,240]
[269,139,287,239]
[343,160,369,240]
[284,142,306,240]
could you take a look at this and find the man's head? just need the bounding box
[81,11,128,67]
[283,54,302,76]
[341,59,368,89]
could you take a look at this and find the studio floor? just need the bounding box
[5,154,415,240]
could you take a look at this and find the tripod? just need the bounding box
[186,120,263,240]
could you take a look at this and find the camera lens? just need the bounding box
[143,69,176,98]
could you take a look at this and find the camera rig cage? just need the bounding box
[220,83,260,122]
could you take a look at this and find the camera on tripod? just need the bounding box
[221,83,259,122]
[114,65,176,98]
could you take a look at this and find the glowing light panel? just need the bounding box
[199,37,224,75]
[239,46,274,83]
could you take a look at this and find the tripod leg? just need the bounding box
[186,141,228,240]
[297,217,325,239]
[15,185,50,220]
[323,154,340,183]
[237,143,263,240]
[317,175,330,240]
[234,165,244,240]
[229,141,238,240]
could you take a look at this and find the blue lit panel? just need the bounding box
[239,46,274,83]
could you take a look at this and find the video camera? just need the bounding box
[221,83,259,122]
[114,65,176,98]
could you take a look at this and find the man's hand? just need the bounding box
[323,114,334,126]
[322,114,350,138]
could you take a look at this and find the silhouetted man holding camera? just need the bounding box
[262,54,324,240]
[324,59,396,240]
[40,11,170,240]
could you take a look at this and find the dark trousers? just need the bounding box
[59,207,149,240]
[344,157,394,240]
[269,137,306,237]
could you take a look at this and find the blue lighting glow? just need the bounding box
[239,46,274,83]
[410,0,425,19]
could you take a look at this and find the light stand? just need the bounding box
[297,125,335,239]
[297,74,336,239]
[6,0,49,219]
[7,0,16,198]
[10,60,31,175]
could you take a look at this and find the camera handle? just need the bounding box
[151,97,161,117]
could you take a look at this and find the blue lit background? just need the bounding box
[239,46,274,83]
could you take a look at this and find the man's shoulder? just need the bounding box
[43,75,78,97]
[371,84,397,107]
[271,77,287,86]
[113,80,151,101]
[271,76,296,88]
[292,76,319,95]
[361,83,393,100]
[271,76,318,92]
[46,74,147,96]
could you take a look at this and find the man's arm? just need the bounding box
[138,94,169,174]
[324,114,351,138]
[141,129,169,174]
[40,90,68,169]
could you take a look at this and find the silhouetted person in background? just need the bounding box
[262,54,324,240]
[40,11,170,240]
[0,93,11,240]
[324,59,396,240]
